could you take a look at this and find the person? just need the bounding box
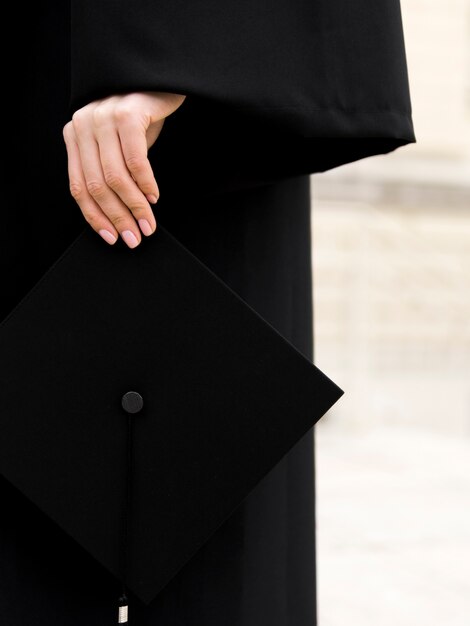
[1,1,415,624]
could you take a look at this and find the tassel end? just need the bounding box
[118,594,128,623]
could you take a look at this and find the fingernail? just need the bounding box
[146,194,158,204]
[138,219,154,236]
[99,229,117,245]
[121,230,139,248]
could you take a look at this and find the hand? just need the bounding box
[63,92,186,248]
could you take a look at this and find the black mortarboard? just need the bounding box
[0,225,343,619]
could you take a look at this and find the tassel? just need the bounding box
[118,391,143,623]
[118,593,129,623]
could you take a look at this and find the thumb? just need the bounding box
[145,92,186,148]
[146,118,165,150]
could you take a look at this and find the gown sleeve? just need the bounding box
[70,0,416,194]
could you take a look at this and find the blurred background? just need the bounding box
[312,1,470,624]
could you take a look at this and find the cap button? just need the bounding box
[121,391,144,414]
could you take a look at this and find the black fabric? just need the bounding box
[71,0,416,194]
[2,175,322,625]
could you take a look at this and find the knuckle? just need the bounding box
[69,180,83,200]
[71,109,86,131]
[149,186,160,201]
[86,179,106,199]
[63,121,73,141]
[140,181,159,196]
[103,170,124,189]
[113,105,133,123]
[148,187,160,202]
[127,203,146,214]
[109,214,128,229]
[125,154,146,173]
[92,106,108,127]
[83,212,101,228]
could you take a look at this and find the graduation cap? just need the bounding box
[0,224,343,622]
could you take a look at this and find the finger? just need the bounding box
[117,117,160,203]
[74,126,142,248]
[95,123,157,236]
[63,123,118,245]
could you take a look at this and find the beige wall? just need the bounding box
[403,0,470,159]
[314,5,470,624]
[311,200,470,435]
[312,0,470,437]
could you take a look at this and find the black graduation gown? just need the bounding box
[1,1,415,624]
